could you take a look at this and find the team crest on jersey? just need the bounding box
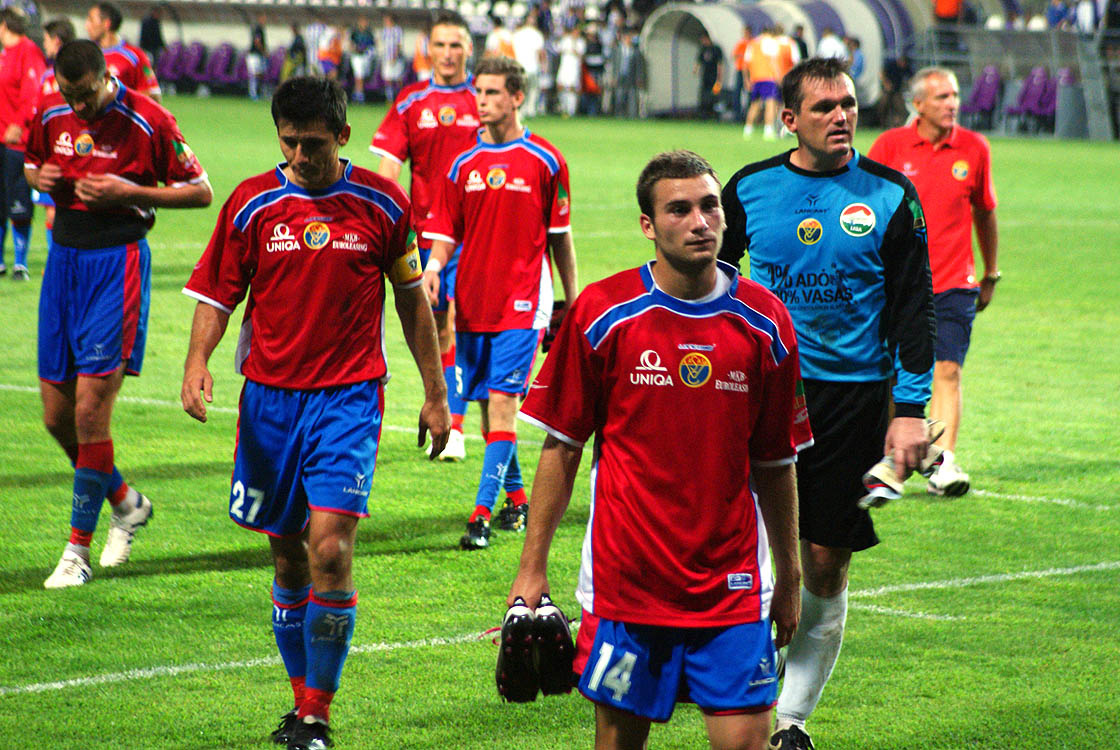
[678,352,711,388]
[839,203,875,237]
[303,222,331,250]
[486,168,507,189]
[418,108,438,129]
[74,133,95,156]
[466,169,485,192]
[797,218,822,245]
[53,132,74,156]
[951,160,970,181]
[438,105,457,125]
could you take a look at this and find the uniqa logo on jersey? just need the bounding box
[74,133,95,156]
[266,223,300,252]
[839,203,876,237]
[303,222,331,250]
[630,349,673,386]
[679,352,712,388]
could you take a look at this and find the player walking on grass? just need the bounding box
[370,11,479,462]
[510,150,809,750]
[869,66,1000,498]
[181,77,449,750]
[24,40,212,589]
[423,55,578,551]
[85,2,161,102]
[720,58,935,750]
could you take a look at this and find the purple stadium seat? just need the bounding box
[176,41,208,92]
[1004,66,1048,132]
[1030,71,1061,132]
[265,48,286,86]
[960,65,1001,130]
[227,52,249,88]
[204,43,234,86]
[156,40,184,82]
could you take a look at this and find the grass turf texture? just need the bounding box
[0,97,1117,748]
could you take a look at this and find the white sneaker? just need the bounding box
[927,461,970,497]
[430,429,467,462]
[100,489,153,567]
[44,549,92,589]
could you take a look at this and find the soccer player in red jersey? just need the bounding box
[181,77,450,750]
[0,7,46,279]
[370,11,480,462]
[24,40,212,588]
[85,2,161,101]
[869,66,999,498]
[423,55,578,550]
[510,150,810,750]
[32,18,76,256]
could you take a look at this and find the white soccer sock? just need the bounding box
[775,585,849,729]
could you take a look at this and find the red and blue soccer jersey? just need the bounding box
[0,36,46,150]
[423,130,571,332]
[519,261,813,628]
[183,160,417,391]
[102,42,161,100]
[369,78,480,238]
[24,80,206,226]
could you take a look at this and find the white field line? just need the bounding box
[849,603,965,622]
[2,561,1116,698]
[971,489,1113,512]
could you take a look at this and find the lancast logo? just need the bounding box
[951,160,970,181]
[840,203,876,237]
[438,105,457,125]
[466,169,485,192]
[486,168,506,189]
[304,222,331,249]
[266,223,300,253]
[678,352,711,388]
[797,218,822,245]
[74,132,95,156]
[715,368,749,393]
[53,132,74,156]
[418,108,438,129]
[630,349,674,387]
[343,473,367,496]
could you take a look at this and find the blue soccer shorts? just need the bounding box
[576,609,779,722]
[1,146,32,222]
[231,379,384,537]
[417,239,460,312]
[455,328,542,402]
[38,240,151,382]
[934,288,979,365]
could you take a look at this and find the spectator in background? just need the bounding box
[555,24,583,117]
[608,25,641,118]
[349,16,375,100]
[413,28,431,81]
[1075,0,1099,31]
[1047,0,1074,27]
[512,9,546,117]
[582,22,606,115]
[537,0,554,39]
[378,13,404,101]
[694,31,723,120]
[846,36,864,78]
[742,26,784,139]
[247,13,267,100]
[792,24,810,60]
[281,23,306,82]
[815,27,847,60]
[485,15,515,58]
[317,25,343,81]
[138,7,164,66]
[877,49,913,128]
[731,25,752,122]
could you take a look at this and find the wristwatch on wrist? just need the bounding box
[982,271,1001,283]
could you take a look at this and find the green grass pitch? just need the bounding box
[0,97,1117,748]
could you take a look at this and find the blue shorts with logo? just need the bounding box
[231,379,383,536]
[934,288,979,365]
[576,610,779,722]
[417,239,460,312]
[1,145,32,222]
[455,328,542,401]
[38,240,151,382]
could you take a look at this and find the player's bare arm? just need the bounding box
[884,416,928,478]
[548,231,579,304]
[376,157,402,182]
[181,302,230,423]
[975,206,999,312]
[421,238,456,305]
[74,173,213,210]
[752,462,801,648]
[508,435,582,610]
[393,282,452,458]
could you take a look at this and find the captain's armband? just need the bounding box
[387,239,423,286]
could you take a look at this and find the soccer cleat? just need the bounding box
[459,517,491,550]
[533,593,575,695]
[431,428,466,461]
[100,489,153,567]
[44,549,92,589]
[496,597,539,702]
[769,726,816,750]
[270,709,299,745]
[927,460,970,497]
[496,499,528,532]
[859,419,948,508]
[11,265,29,281]
[287,718,332,750]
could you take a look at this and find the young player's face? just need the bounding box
[276,118,351,191]
[85,8,109,44]
[430,24,471,85]
[44,33,63,59]
[56,69,113,121]
[915,73,959,134]
[640,174,725,271]
[476,74,524,127]
[783,75,858,164]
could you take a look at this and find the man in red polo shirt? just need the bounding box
[869,66,999,498]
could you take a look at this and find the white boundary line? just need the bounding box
[2,561,1116,697]
[971,489,1113,512]
[849,603,965,622]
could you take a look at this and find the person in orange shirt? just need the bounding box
[731,26,751,121]
[413,29,431,81]
[742,27,783,140]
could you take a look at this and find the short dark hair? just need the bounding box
[93,2,123,32]
[636,150,719,217]
[56,39,107,81]
[271,76,348,134]
[781,57,852,113]
[473,55,524,94]
[0,7,29,36]
[429,10,469,35]
[45,17,77,45]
